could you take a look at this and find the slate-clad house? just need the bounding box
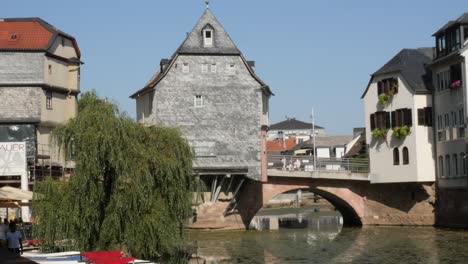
[130,8,272,182]
[362,48,435,183]
[0,18,81,178]
[428,13,468,228]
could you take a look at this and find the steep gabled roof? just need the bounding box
[432,13,468,36]
[361,48,433,98]
[130,9,273,99]
[176,9,241,55]
[0,17,81,58]
[269,118,324,130]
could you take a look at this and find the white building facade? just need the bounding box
[362,49,435,183]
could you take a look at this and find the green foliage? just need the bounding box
[378,93,390,107]
[372,128,388,141]
[392,126,411,140]
[33,91,196,261]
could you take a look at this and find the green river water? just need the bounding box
[186,208,468,264]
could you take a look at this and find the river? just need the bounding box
[186,207,468,263]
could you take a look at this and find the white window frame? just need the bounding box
[183,63,189,73]
[226,64,235,75]
[210,63,217,73]
[203,29,213,47]
[194,95,203,107]
[202,64,208,73]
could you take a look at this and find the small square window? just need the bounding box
[226,64,235,75]
[202,64,208,73]
[183,63,189,73]
[46,91,53,110]
[194,95,203,107]
[211,64,217,73]
[205,31,211,38]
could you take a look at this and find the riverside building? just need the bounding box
[130,8,272,184]
[0,18,82,186]
[428,13,468,228]
[362,48,435,183]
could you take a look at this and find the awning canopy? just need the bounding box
[0,186,35,201]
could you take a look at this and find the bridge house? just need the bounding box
[0,18,82,186]
[130,7,272,227]
[362,48,436,184]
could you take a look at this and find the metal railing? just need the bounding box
[267,154,370,174]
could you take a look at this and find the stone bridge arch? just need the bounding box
[237,177,365,227]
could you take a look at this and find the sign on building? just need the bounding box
[0,142,27,176]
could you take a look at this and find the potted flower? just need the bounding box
[372,128,388,141]
[393,125,411,140]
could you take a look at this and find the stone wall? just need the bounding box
[0,87,41,123]
[436,188,468,228]
[0,52,44,84]
[145,55,264,180]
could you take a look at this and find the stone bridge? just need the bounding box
[188,160,436,230]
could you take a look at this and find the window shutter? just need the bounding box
[385,112,391,129]
[370,114,375,130]
[405,109,413,127]
[395,110,401,127]
[391,111,396,128]
[425,107,433,127]
[377,82,383,96]
[418,109,425,126]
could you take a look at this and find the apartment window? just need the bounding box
[46,91,53,110]
[391,108,412,128]
[377,78,398,96]
[459,109,465,138]
[201,64,208,73]
[210,63,217,73]
[402,147,409,165]
[417,107,433,126]
[461,152,466,176]
[451,111,457,127]
[439,156,444,177]
[453,154,458,176]
[437,70,450,91]
[194,95,203,107]
[370,111,390,130]
[182,63,189,73]
[450,64,462,88]
[445,155,451,177]
[48,64,52,74]
[393,148,400,165]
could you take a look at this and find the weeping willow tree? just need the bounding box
[33,91,196,260]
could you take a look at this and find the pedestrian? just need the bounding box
[6,222,23,255]
[0,217,7,248]
[281,156,287,171]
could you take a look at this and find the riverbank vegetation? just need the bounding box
[33,91,196,261]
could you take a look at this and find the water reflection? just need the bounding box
[187,210,468,263]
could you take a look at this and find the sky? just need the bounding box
[2,0,466,135]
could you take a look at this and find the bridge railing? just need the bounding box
[267,154,369,173]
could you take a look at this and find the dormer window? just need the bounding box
[202,25,214,47]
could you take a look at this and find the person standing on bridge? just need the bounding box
[282,156,287,171]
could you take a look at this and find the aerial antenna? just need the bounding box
[205,0,210,9]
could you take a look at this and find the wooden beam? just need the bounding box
[213,175,226,202]
[210,176,217,202]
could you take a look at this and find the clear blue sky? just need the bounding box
[2,0,466,134]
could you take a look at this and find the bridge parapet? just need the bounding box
[267,169,370,181]
[268,155,369,172]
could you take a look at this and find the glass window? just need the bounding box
[183,63,189,73]
[461,153,466,176]
[202,64,208,73]
[402,147,409,165]
[211,63,217,73]
[393,148,400,165]
[453,154,458,176]
[445,155,451,177]
[46,91,53,110]
[194,95,203,107]
[204,29,213,46]
[439,156,444,177]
